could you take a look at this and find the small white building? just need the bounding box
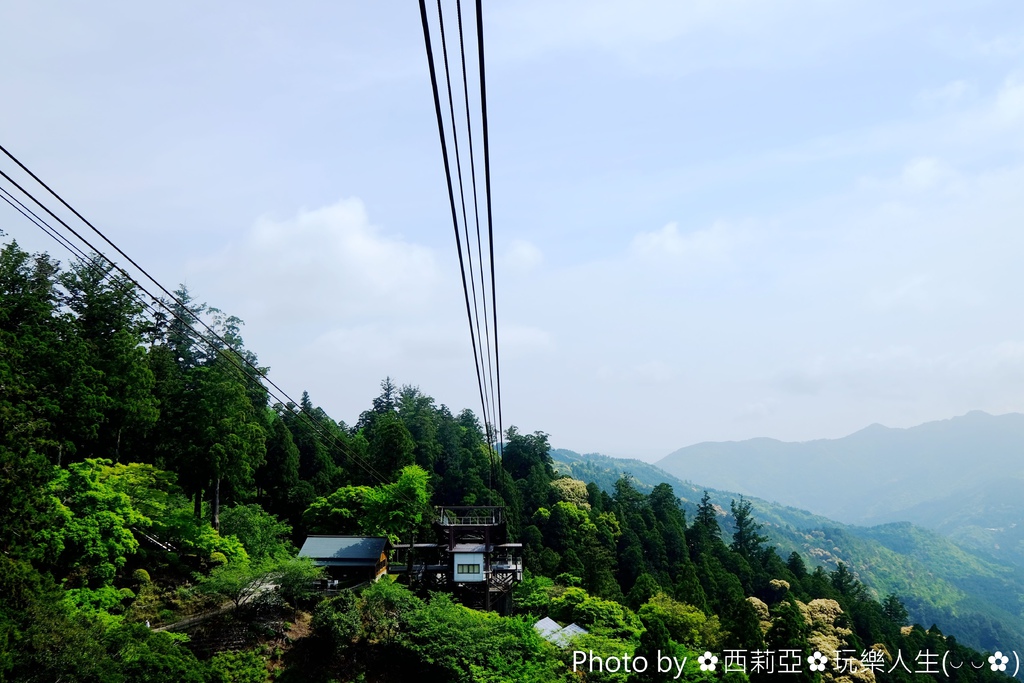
[452,543,486,582]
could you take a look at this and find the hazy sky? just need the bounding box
[3,2,1024,460]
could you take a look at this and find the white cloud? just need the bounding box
[629,220,742,263]
[490,0,887,70]
[898,157,955,191]
[978,33,1024,59]
[305,323,467,365]
[190,198,441,323]
[596,360,677,385]
[736,399,778,422]
[919,79,970,106]
[866,274,934,312]
[499,323,554,358]
[993,75,1024,126]
[502,239,544,273]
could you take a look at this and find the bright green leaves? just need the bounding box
[39,458,248,586]
[303,484,373,535]
[44,459,148,585]
[303,465,430,541]
[218,503,294,562]
[363,464,430,540]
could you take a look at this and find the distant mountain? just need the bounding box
[654,411,1024,564]
[551,447,1024,654]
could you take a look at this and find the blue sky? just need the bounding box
[3,1,1024,459]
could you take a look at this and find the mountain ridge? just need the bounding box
[654,410,1024,537]
[551,444,1024,655]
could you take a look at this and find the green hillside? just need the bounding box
[1,239,1015,682]
[552,447,1024,653]
[654,412,1024,534]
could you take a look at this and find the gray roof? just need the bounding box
[534,617,561,639]
[451,543,487,553]
[299,536,388,564]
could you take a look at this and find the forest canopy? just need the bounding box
[0,239,1013,682]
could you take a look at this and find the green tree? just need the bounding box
[786,551,808,579]
[303,484,371,535]
[196,358,268,530]
[631,611,672,683]
[367,410,416,482]
[638,592,720,648]
[403,593,564,683]
[60,256,158,462]
[304,465,430,539]
[196,559,271,610]
[362,464,431,539]
[689,491,721,558]
[312,591,361,655]
[397,384,443,472]
[0,445,56,561]
[830,562,864,599]
[502,428,555,521]
[283,391,344,495]
[357,579,422,645]
[255,409,301,519]
[0,241,86,465]
[41,458,149,586]
[883,593,909,626]
[730,496,768,561]
[219,503,294,562]
[275,556,325,609]
[146,287,267,526]
[626,573,662,611]
[208,649,268,683]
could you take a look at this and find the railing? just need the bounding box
[490,560,523,571]
[436,506,505,526]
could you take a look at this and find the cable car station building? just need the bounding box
[394,506,523,613]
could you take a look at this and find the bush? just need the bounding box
[208,649,268,683]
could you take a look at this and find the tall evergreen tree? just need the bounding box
[60,257,158,461]
[688,491,721,559]
[368,411,416,482]
[730,496,769,561]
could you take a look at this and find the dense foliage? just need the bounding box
[0,239,1015,682]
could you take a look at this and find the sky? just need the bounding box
[3,1,1024,461]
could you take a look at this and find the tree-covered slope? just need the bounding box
[1,238,1016,682]
[653,411,1024,539]
[552,447,1024,654]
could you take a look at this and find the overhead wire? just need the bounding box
[454,0,500,465]
[0,1,510,504]
[434,0,495,450]
[419,0,508,499]
[0,159,413,502]
[418,0,497,469]
[473,0,505,457]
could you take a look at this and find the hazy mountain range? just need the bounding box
[654,411,1024,565]
[550,412,1024,655]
